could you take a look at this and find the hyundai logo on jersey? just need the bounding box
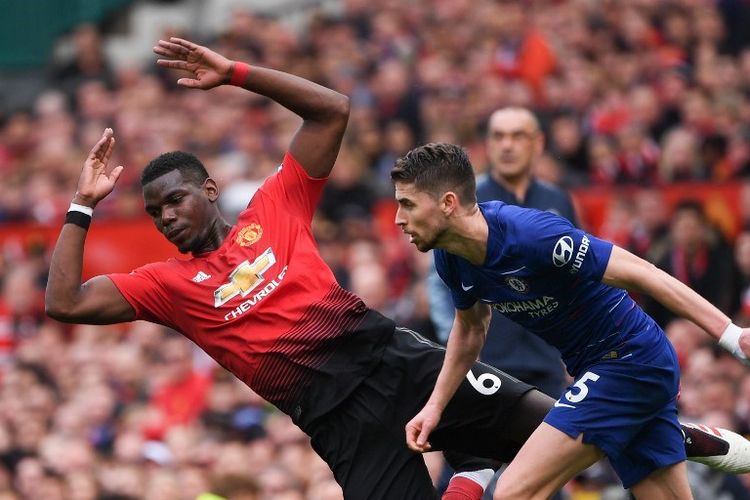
[552,236,574,267]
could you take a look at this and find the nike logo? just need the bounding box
[553,400,576,409]
[461,282,474,291]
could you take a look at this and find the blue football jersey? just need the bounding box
[435,201,655,376]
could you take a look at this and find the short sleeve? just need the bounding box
[255,152,328,222]
[508,209,613,282]
[107,263,176,328]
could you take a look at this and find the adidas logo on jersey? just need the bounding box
[191,271,212,283]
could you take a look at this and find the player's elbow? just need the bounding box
[44,296,79,323]
[328,92,350,124]
[308,91,349,134]
[45,303,71,322]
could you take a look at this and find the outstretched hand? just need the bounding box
[154,37,233,89]
[75,128,123,207]
[405,403,442,453]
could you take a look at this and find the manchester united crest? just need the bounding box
[236,223,263,247]
[505,277,529,293]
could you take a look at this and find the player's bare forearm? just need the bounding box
[405,310,488,453]
[644,268,730,338]
[46,129,134,324]
[428,305,490,410]
[154,38,349,177]
[429,330,484,409]
[237,65,350,177]
[236,65,349,124]
[46,224,88,318]
[602,246,730,338]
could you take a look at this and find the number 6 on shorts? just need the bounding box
[466,369,502,395]
[565,371,600,403]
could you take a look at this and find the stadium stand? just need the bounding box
[2,0,750,498]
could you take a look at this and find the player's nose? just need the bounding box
[394,207,406,227]
[161,207,177,225]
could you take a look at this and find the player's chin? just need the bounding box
[175,240,193,254]
[414,240,434,253]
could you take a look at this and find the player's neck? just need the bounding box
[192,218,232,255]
[439,206,488,266]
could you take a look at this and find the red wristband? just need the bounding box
[229,62,250,86]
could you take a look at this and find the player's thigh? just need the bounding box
[493,422,603,500]
[386,328,537,421]
[382,329,549,460]
[307,384,436,500]
[342,448,435,500]
[610,402,687,490]
[431,359,549,461]
[543,356,684,489]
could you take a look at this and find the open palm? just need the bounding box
[154,37,233,90]
[76,128,123,206]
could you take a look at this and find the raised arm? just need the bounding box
[45,129,136,324]
[405,301,492,452]
[602,245,750,362]
[154,37,350,178]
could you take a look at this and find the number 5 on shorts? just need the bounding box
[564,371,600,403]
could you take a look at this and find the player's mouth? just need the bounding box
[166,227,187,242]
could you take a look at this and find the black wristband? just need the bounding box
[65,211,92,230]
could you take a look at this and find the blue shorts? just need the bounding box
[544,327,685,489]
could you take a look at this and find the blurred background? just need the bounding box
[2,0,750,498]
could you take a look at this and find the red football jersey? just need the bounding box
[108,153,393,426]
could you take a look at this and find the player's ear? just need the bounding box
[441,191,459,216]
[203,178,220,202]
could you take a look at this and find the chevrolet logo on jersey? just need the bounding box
[214,247,276,307]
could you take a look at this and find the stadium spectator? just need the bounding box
[644,200,737,327]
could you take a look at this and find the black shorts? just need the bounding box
[305,327,535,500]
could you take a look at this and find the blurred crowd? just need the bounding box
[3,0,750,498]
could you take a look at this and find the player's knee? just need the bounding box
[630,462,692,500]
